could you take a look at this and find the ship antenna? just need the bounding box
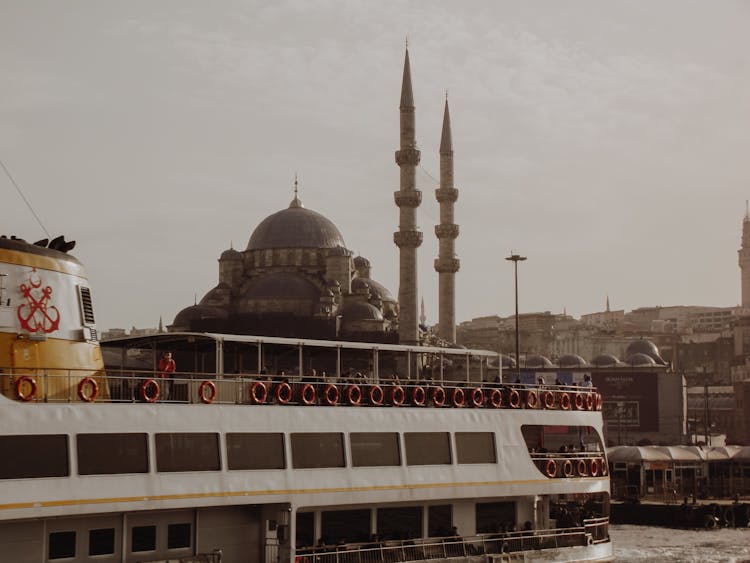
[0,157,51,238]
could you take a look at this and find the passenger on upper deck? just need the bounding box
[158,352,176,399]
[581,374,593,388]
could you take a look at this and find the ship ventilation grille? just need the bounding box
[78,285,96,325]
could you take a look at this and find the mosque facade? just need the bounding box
[170,48,459,343]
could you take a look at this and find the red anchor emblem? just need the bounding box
[16,269,61,333]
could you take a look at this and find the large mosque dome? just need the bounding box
[246,197,346,251]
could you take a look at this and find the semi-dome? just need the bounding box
[591,354,620,367]
[626,352,657,367]
[247,198,346,251]
[341,301,384,321]
[558,354,588,368]
[242,273,319,301]
[172,304,228,328]
[351,277,396,303]
[626,339,666,365]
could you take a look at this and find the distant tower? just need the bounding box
[434,96,460,342]
[606,295,610,312]
[740,202,750,308]
[394,46,422,345]
[420,297,426,328]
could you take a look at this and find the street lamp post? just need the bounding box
[505,252,527,377]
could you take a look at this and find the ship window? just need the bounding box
[89,528,115,556]
[291,433,345,469]
[296,512,314,548]
[428,505,453,537]
[404,432,451,465]
[77,433,148,475]
[131,525,156,552]
[167,523,191,549]
[521,425,604,453]
[226,433,285,470]
[155,433,220,472]
[321,509,370,544]
[455,432,496,464]
[377,506,422,540]
[48,530,76,559]
[476,501,515,533]
[0,434,68,479]
[350,432,400,467]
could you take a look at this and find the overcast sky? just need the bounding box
[2,1,749,331]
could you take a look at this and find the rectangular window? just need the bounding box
[0,435,68,479]
[167,523,191,550]
[296,512,314,548]
[131,525,156,552]
[476,501,516,534]
[77,433,148,475]
[455,432,496,464]
[321,509,370,544]
[404,432,451,465]
[291,433,345,469]
[155,433,220,472]
[49,531,76,559]
[428,505,453,537]
[350,432,400,467]
[226,433,285,470]
[89,528,115,556]
[377,506,422,540]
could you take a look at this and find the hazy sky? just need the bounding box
[2,1,749,331]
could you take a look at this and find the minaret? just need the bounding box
[739,202,750,308]
[394,46,422,345]
[434,96,460,342]
[420,297,426,328]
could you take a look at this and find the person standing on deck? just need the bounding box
[158,352,176,400]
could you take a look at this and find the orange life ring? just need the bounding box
[489,388,502,408]
[596,393,603,411]
[390,385,405,407]
[198,380,216,404]
[141,378,160,403]
[542,390,555,409]
[345,384,361,406]
[574,392,585,410]
[77,377,99,402]
[560,392,571,410]
[300,383,316,405]
[451,387,465,408]
[411,385,426,406]
[577,459,588,476]
[525,389,538,409]
[431,386,446,407]
[368,384,384,406]
[14,375,38,402]
[586,393,595,411]
[589,458,600,477]
[599,458,608,476]
[508,388,521,408]
[323,383,339,406]
[563,459,574,478]
[275,382,292,405]
[470,387,484,408]
[250,381,267,404]
[544,459,557,478]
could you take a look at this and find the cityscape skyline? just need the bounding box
[2,1,749,331]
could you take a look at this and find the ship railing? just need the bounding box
[294,524,608,562]
[0,367,601,409]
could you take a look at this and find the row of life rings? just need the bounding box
[518,389,601,411]
[542,457,608,478]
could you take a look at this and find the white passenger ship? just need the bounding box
[0,235,612,562]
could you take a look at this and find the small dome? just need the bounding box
[353,256,371,268]
[558,354,588,368]
[626,339,666,365]
[242,273,319,301]
[247,200,346,251]
[172,304,228,328]
[592,354,620,367]
[220,248,242,261]
[523,354,553,369]
[341,301,383,321]
[200,283,231,307]
[352,277,396,303]
[627,352,656,367]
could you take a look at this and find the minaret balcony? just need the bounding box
[395,147,421,166]
[435,224,459,239]
[394,190,422,208]
[434,257,461,273]
[435,188,459,203]
[393,230,423,248]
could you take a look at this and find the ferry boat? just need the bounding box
[0,235,613,562]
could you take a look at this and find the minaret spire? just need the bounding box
[394,45,422,346]
[434,96,460,342]
[606,295,610,312]
[740,205,750,308]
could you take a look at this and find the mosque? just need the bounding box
[170,48,460,344]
